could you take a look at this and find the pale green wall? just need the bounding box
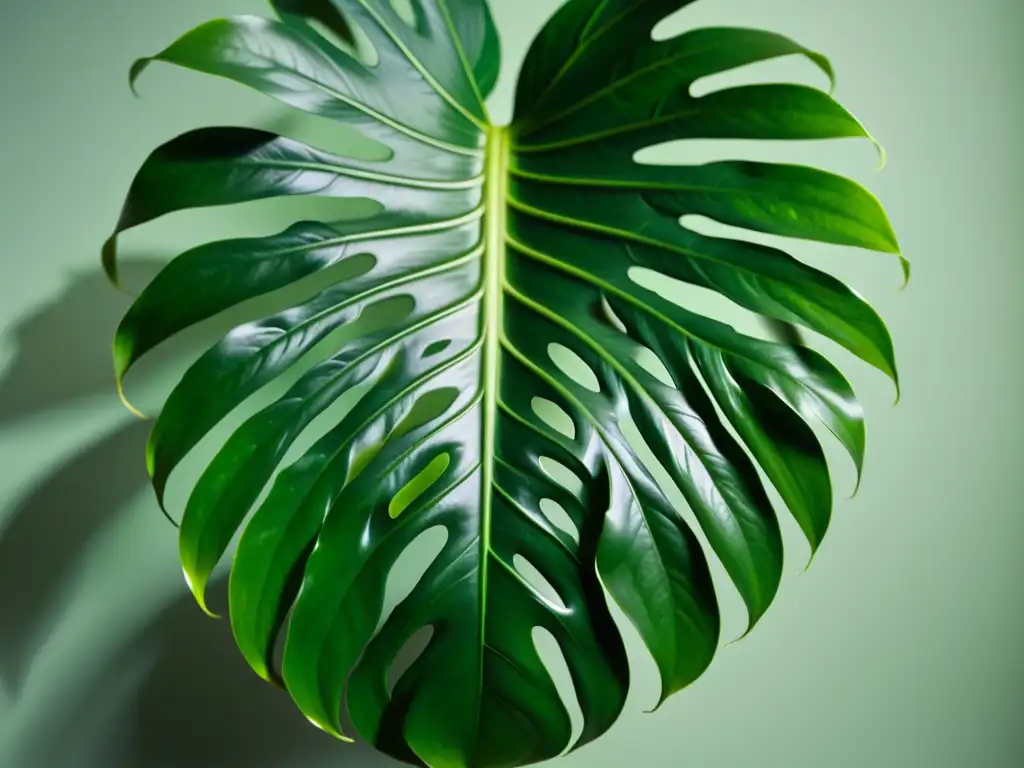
[0,1,1021,766]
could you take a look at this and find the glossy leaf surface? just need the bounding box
[104,1,902,766]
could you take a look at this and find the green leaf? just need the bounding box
[103,1,904,765]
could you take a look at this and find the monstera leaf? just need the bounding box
[103,0,903,765]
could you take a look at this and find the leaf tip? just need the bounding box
[897,256,911,291]
[155,489,180,529]
[103,239,141,297]
[128,57,152,97]
[810,50,836,95]
[305,715,353,742]
[874,139,888,171]
[800,545,820,574]
[112,329,148,418]
[116,374,150,421]
[881,356,901,405]
[643,695,668,715]
[250,666,285,689]
[232,630,286,689]
[266,673,287,691]
[847,471,863,500]
[726,613,761,647]
[644,676,686,714]
[101,235,123,289]
[182,566,222,618]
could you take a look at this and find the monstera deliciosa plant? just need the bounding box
[102,0,904,765]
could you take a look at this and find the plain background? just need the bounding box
[0,0,1021,766]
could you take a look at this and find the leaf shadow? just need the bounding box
[0,258,406,765]
[0,171,309,695]
[115,579,403,768]
[0,106,407,761]
[0,259,165,425]
[0,258,165,695]
[0,419,151,694]
[0,107,310,427]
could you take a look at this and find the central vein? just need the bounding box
[478,123,508,684]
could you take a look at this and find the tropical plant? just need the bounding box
[102,0,904,765]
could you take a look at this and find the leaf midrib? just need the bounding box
[477,123,510,732]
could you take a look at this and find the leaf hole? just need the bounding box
[548,343,601,393]
[363,293,417,331]
[421,339,452,359]
[632,137,870,176]
[680,212,848,259]
[270,246,380,316]
[291,294,413,393]
[538,457,584,499]
[269,250,379,316]
[392,387,460,441]
[307,11,379,68]
[332,250,378,280]
[627,266,770,341]
[690,55,830,99]
[278,113,393,162]
[514,555,567,612]
[539,498,579,544]
[532,628,583,751]
[531,397,576,440]
[389,0,419,27]
[633,346,675,387]
[377,525,448,633]
[278,0,354,45]
[389,452,450,519]
[650,5,694,41]
[677,213,876,291]
[280,370,379,482]
[386,625,435,696]
[346,441,385,485]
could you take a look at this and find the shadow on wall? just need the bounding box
[0,258,164,694]
[0,418,151,693]
[0,93,410,761]
[0,261,164,423]
[113,579,401,768]
[0,261,405,766]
